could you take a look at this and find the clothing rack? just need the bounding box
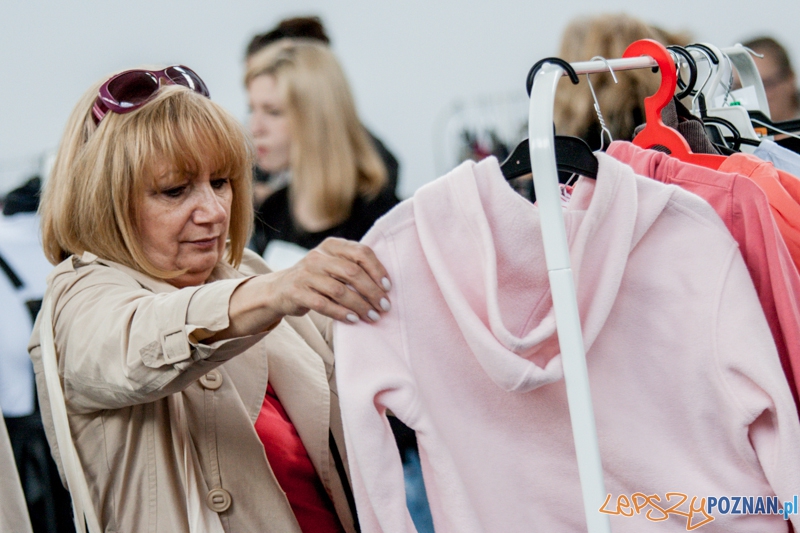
[527,51,660,533]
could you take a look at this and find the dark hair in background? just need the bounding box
[246,16,330,59]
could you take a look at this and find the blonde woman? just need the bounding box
[246,39,398,259]
[31,65,392,532]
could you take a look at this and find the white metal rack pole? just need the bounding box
[527,54,658,533]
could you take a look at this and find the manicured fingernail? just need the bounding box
[346,313,359,323]
[382,277,392,290]
[380,298,391,312]
[368,310,380,322]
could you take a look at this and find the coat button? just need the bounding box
[199,369,223,390]
[206,488,232,513]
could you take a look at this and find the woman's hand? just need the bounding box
[210,238,392,342]
[263,237,392,323]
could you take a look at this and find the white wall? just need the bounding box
[1,0,799,198]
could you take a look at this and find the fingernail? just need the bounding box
[380,298,391,312]
[346,313,359,323]
[368,310,380,322]
[382,277,392,291]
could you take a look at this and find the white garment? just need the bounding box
[0,213,50,416]
[262,239,309,271]
[754,139,800,176]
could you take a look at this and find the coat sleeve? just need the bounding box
[715,245,800,529]
[334,232,420,533]
[29,257,267,413]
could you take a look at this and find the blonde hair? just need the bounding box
[245,38,387,226]
[553,14,690,144]
[41,78,253,279]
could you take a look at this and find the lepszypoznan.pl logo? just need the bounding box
[600,493,798,530]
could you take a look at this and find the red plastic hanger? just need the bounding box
[624,39,726,170]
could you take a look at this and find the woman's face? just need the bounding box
[136,165,232,288]
[248,74,292,173]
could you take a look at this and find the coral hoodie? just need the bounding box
[334,154,800,533]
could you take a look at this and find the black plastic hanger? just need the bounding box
[500,136,598,181]
[667,45,698,100]
[502,57,599,201]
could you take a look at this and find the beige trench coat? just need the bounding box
[0,405,33,533]
[28,249,357,533]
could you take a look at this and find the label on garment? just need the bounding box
[599,493,798,530]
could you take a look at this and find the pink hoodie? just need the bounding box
[334,154,800,532]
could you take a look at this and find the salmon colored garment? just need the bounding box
[719,153,800,272]
[608,141,800,412]
[255,384,345,533]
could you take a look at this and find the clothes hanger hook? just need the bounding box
[736,44,764,59]
[667,45,698,100]
[526,57,579,96]
[721,52,735,106]
[686,45,716,112]
[585,56,617,151]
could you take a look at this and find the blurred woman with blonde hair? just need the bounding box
[246,39,398,263]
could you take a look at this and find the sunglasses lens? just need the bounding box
[165,66,210,97]
[106,71,160,108]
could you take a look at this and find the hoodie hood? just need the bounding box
[411,153,674,392]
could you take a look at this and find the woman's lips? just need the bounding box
[187,237,218,248]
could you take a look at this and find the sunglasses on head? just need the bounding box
[92,65,210,124]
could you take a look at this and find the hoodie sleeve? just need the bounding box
[714,245,800,529]
[334,229,421,533]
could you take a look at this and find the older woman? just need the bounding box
[30,65,391,532]
[246,39,399,262]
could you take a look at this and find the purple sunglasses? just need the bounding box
[91,65,210,124]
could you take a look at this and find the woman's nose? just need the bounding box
[249,113,267,136]
[193,185,228,224]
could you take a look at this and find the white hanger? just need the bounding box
[689,43,763,153]
[722,43,771,118]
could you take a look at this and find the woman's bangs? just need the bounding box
[137,91,250,186]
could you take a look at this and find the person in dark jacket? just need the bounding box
[246,39,398,262]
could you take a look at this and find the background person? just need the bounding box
[31,64,391,532]
[245,16,400,206]
[1,175,75,533]
[247,27,430,531]
[246,39,399,268]
[742,36,800,123]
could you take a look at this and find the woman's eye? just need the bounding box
[211,178,230,189]
[162,186,186,198]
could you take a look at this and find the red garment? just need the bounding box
[608,141,800,412]
[254,384,345,533]
[718,153,800,273]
